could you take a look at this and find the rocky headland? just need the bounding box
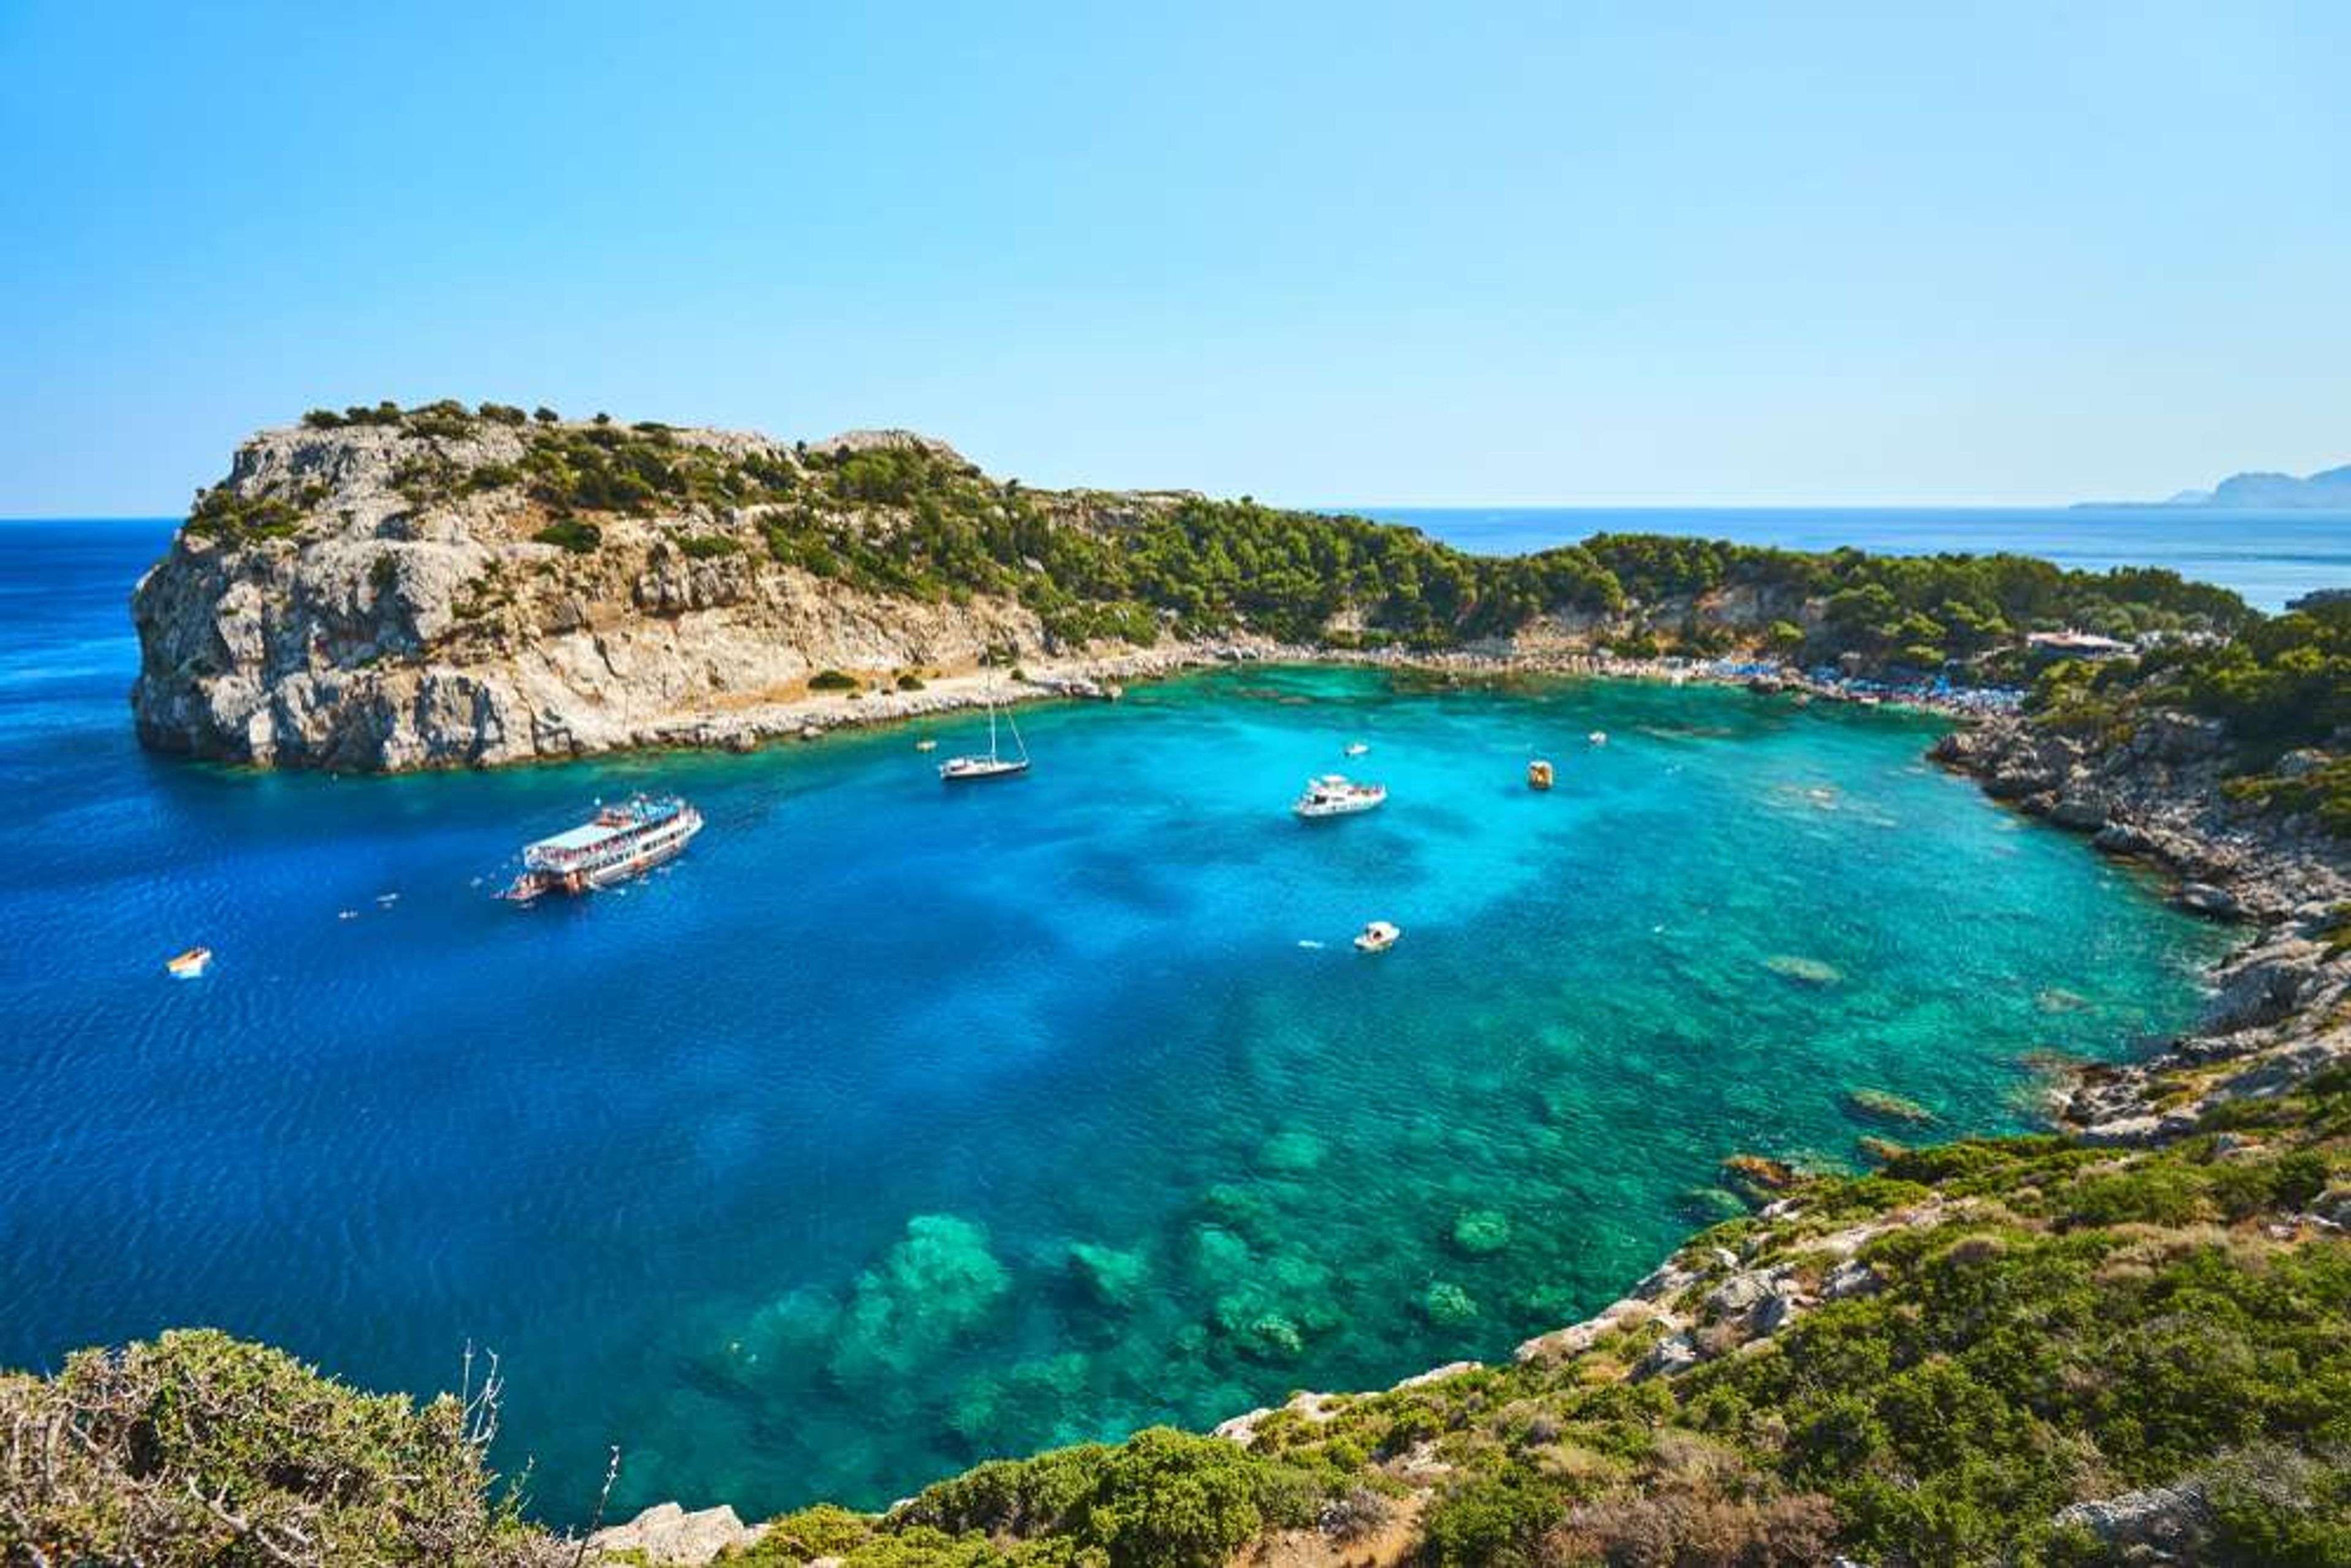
[129,415,1207,771]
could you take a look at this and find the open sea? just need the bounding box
[0,516,2260,1524]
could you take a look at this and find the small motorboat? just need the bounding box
[1588,730,1608,746]
[1344,741,1370,757]
[1354,921,1401,953]
[1527,759,1554,790]
[915,738,938,752]
[1293,775,1385,819]
[166,947,212,979]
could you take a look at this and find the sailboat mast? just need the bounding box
[988,696,1000,760]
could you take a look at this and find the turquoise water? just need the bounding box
[0,522,2234,1524]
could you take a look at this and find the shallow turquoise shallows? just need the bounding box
[0,523,2234,1523]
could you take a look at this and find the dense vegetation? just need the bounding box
[10,1069,2344,1566]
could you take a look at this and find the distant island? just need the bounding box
[2089,459,2351,510]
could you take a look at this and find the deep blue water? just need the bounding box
[0,519,2235,1525]
[1348,506,2351,611]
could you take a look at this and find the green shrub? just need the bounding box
[2207,1444,2351,1567]
[677,533,743,560]
[741,1502,875,1559]
[808,669,860,692]
[405,399,477,440]
[184,487,302,543]
[0,1329,546,1566]
[465,462,523,493]
[1080,1427,1265,1567]
[2058,1164,2210,1228]
[901,1444,1106,1538]
[1417,1467,1568,1567]
[532,519,602,554]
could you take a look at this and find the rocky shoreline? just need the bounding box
[1927,713,2350,1146]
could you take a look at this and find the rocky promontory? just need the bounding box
[129,411,1201,771]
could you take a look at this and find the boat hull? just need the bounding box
[939,759,1029,781]
[582,817,702,887]
[1294,799,1382,818]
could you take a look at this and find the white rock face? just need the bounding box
[130,421,1143,772]
[585,1501,764,1565]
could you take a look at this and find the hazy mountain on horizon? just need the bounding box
[2093,460,2351,510]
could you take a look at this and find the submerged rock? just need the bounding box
[1676,1185,1750,1223]
[1841,1087,1938,1126]
[1422,1281,1480,1328]
[1719,1153,1799,1203]
[1256,1128,1327,1174]
[828,1214,1010,1382]
[1763,953,1843,986]
[1066,1241,1149,1311]
[1449,1209,1512,1256]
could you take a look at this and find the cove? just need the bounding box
[0,584,2233,1521]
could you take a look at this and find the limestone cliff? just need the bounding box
[129,414,1181,771]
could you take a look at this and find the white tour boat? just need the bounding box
[501,795,703,901]
[1292,774,1386,819]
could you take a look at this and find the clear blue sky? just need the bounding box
[3,1,2347,513]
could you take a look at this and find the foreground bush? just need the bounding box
[0,1329,564,1566]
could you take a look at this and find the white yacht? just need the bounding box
[940,691,1029,781]
[1354,920,1401,952]
[1292,774,1385,819]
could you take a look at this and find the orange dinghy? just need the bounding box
[1526,759,1554,790]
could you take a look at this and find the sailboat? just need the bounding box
[939,688,1029,781]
